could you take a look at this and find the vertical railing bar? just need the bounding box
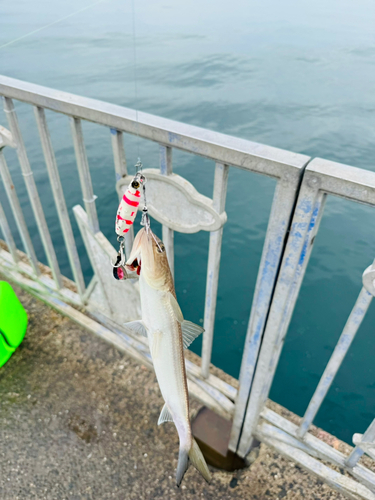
[0,196,19,263]
[159,145,174,277]
[0,149,40,276]
[3,97,63,288]
[346,419,375,468]
[236,183,326,457]
[34,106,86,298]
[297,287,372,439]
[201,162,229,379]
[228,177,309,452]
[110,129,127,181]
[111,129,134,257]
[69,117,100,234]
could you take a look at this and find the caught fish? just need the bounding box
[124,228,211,486]
[115,173,145,236]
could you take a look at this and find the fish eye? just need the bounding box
[131,180,140,189]
[156,244,165,254]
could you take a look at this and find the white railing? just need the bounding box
[233,158,375,499]
[0,75,374,499]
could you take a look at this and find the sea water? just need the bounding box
[1,0,374,444]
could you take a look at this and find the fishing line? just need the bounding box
[131,0,142,172]
[0,0,109,51]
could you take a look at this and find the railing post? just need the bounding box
[201,162,229,379]
[70,117,100,234]
[228,175,308,452]
[110,128,127,181]
[3,97,62,288]
[0,149,40,276]
[236,178,326,457]
[159,145,174,277]
[34,106,86,299]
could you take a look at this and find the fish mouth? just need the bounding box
[125,228,161,279]
[125,228,147,275]
[125,257,141,276]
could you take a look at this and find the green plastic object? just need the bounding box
[0,281,28,367]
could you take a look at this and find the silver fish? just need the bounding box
[125,228,211,486]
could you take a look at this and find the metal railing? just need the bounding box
[0,75,374,499]
[233,158,375,499]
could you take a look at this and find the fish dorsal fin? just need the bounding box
[168,292,184,323]
[158,403,174,425]
[181,320,204,349]
[124,320,148,337]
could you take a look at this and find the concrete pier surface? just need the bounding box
[0,280,351,499]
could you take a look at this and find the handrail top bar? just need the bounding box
[0,75,309,179]
[306,157,375,206]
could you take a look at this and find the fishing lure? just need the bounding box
[115,172,146,236]
[113,169,147,280]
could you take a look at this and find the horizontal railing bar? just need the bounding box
[307,159,375,206]
[254,422,375,500]
[0,76,309,179]
[347,419,375,468]
[297,287,373,438]
[184,358,237,402]
[0,198,19,264]
[34,106,86,299]
[187,378,232,420]
[3,97,63,288]
[0,245,81,306]
[0,150,40,276]
[190,377,234,416]
[257,421,320,457]
[262,407,375,493]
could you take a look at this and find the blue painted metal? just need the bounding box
[229,178,310,452]
[236,182,326,457]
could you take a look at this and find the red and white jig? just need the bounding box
[113,165,148,280]
[115,171,146,236]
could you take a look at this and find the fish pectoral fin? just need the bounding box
[157,403,174,425]
[124,320,148,338]
[181,320,204,349]
[168,292,184,323]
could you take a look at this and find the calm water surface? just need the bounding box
[1,0,375,443]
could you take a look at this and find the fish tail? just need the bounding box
[176,439,211,486]
[176,446,189,487]
[188,438,211,483]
